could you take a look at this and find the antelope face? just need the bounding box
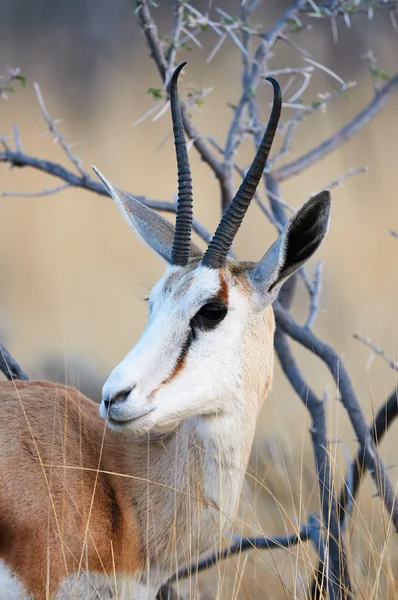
[101,263,254,433]
[94,64,331,435]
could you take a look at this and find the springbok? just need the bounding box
[0,64,330,599]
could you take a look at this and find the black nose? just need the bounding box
[103,389,132,409]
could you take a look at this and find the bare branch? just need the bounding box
[0,344,29,381]
[172,525,311,581]
[312,387,398,599]
[341,388,398,522]
[13,124,22,153]
[136,0,232,211]
[353,333,398,371]
[222,0,308,207]
[0,148,212,245]
[274,74,398,182]
[274,302,398,531]
[322,166,369,191]
[0,68,25,100]
[2,183,70,198]
[274,326,350,599]
[33,83,87,179]
[305,261,324,329]
[165,1,185,70]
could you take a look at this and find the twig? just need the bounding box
[171,526,311,581]
[2,183,70,198]
[312,388,398,599]
[135,0,233,210]
[274,327,350,599]
[274,302,398,531]
[342,388,398,525]
[274,73,398,182]
[321,166,369,191]
[222,0,308,208]
[0,343,29,381]
[305,261,324,330]
[13,124,22,153]
[165,0,185,69]
[0,68,24,100]
[33,83,87,179]
[0,148,212,245]
[353,333,398,371]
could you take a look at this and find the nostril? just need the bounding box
[104,388,133,409]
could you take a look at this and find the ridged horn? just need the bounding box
[170,62,194,266]
[202,77,282,269]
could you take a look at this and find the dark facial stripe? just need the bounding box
[153,274,228,393]
[161,329,194,386]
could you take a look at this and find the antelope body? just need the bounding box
[0,65,331,599]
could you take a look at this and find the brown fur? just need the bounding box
[0,381,144,597]
[0,381,214,598]
[217,271,229,305]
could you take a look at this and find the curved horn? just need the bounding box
[202,77,282,269]
[170,62,194,266]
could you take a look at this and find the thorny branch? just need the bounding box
[274,73,398,182]
[274,327,351,599]
[136,0,234,211]
[268,182,349,599]
[33,82,87,179]
[0,145,212,244]
[274,302,398,532]
[311,387,398,599]
[0,67,25,100]
[353,333,398,371]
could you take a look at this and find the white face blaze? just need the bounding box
[101,264,251,434]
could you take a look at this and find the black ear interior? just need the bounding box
[271,191,331,288]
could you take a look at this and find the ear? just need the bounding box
[93,167,203,264]
[248,190,331,300]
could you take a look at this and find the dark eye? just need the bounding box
[191,302,228,331]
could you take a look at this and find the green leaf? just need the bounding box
[370,67,391,81]
[221,15,238,25]
[147,87,163,101]
[15,75,26,87]
[311,100,322,109]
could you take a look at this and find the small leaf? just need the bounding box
[147,87,163,101]
[15,75,26,87]
[370,67,391,81]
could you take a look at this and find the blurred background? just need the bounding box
[1,1,398,597]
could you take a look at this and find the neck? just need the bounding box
[119,404,257,581]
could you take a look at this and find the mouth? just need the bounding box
[105,407,155,430]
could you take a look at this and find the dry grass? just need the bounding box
[172,435,398,599]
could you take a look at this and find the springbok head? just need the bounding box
[94,63,330,435]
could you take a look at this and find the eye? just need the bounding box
[191,302,228,331]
